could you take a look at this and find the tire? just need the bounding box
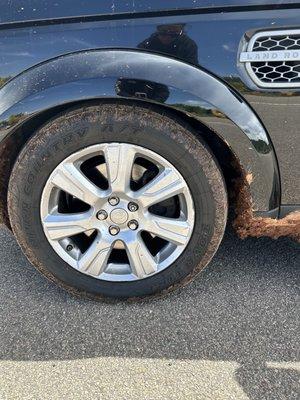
[8,102,227,300]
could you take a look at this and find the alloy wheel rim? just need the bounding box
[40,143,195,282]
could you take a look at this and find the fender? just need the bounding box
[0,49,280,214]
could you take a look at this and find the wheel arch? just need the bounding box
[0,49,280,228]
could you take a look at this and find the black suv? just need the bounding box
[0,1,299,300]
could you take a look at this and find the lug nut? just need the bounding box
[108,196,120,206]
[128,220,139,230]
[128,202,139,212]
[109,226,120,236]
[66,244,73,252]
[96,210,108,220]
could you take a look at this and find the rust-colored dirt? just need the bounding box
[232,170,300,242]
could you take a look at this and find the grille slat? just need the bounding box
[253,35,300,52]
[240,29,300,88]
[252,60,300,83]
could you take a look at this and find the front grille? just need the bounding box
[252,35,300,51]
[251,60,300,84]
[240,29,300,88]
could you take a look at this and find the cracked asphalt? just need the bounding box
[0,224,299,400]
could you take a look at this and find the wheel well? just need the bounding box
[172,108,242,195]
[0,99,242,228]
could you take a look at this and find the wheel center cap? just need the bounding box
[110,208,129,225]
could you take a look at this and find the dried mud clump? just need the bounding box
[233,170,300,242]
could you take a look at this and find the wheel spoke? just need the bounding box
[125,237,157,278]
[51,163,102,206]
[43,211,92,240]
[78,235,112,276]
[104,143,136,193]
[145,215,191,245]
[135,168,186,208]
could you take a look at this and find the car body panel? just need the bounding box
[0,1,299,219]
[0,49,279,213]
[1,1,300,24]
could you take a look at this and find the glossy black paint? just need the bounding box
[1,1,300,24]
[0,1,299,215]
[0,49,280,212]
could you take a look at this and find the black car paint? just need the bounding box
[0,1,299,219]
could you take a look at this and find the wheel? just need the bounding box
[8,103,227,300]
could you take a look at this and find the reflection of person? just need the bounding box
[138,24,198,65]
[115,23,198,103]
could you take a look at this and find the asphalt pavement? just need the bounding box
[0,224,299,400]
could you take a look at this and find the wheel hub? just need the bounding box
[109,207,129,225]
